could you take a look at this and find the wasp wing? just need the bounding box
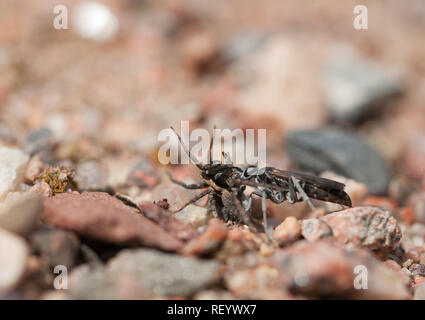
[265,167,346,191]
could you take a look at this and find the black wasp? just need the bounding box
[168,127,352,239]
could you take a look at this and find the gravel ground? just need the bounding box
[0,0,425,300]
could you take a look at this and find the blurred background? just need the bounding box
[1,0,424,190]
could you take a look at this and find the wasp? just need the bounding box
[167,127,352,239]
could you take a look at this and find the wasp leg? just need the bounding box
[172,189,212,213]
[287,177,298,203]
[167,172,208,189]
[290,176,319,217]
[244,190,272,240]
[260,190,272,240]
[244,190,262,211]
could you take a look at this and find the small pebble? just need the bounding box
[24,155,44,183]
[175,204,209,228]
[182,219,228,256]
[403,259,414,268]
[0,146,29,201]
[414,281,425,300]
[72,1,119,42]
[0,192,43,236]
[415,277,425,286]
[22,128,53,156]
[74,161,108,190]
[29,181,53,197]
[273,216,301,246]
[259,243,274,256]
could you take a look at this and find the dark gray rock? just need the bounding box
[22,128,53,156]
[29,226,80,268]
[286,127,390,195]
[321,46,404,123]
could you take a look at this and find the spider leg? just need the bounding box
[172,189,212,213]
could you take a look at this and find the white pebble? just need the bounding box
[176,205,208,228]
[72,1,119,42]
[0,192,42,236]
[0,229,28,296]
[0,146,29,201]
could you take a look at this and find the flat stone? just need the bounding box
[138,201,198,242]
[286,127,390,195]
[70,248,221,299]
[42,192,183,251]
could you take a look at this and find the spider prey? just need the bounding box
[168,127,352,239]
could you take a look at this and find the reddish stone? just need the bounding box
[43,192,183,251]
[415,277,425,286]
[138,201,198,242]
[271,240,410,299]
[409,192,425,224]
[363,196,398,212]
[400,206,415,224]
[383,259,402,273]
[273,216,302,246]
[182,219,228,256]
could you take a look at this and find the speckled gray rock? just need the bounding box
[70,249,221,299]
[302,207,402,251]
[286,127,390,195]
[321,46,404,123]
[75,161,108,190]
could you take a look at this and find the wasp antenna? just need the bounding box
[209,125,217,164]
[221,151,233,165]
[170,126,203,169]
